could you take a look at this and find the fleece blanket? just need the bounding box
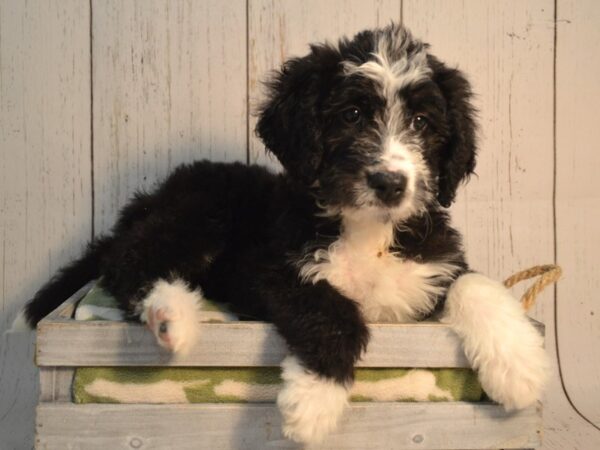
[72,282,484,404]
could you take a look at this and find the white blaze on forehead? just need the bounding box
[381,136,413,172]
[342,30,431,98]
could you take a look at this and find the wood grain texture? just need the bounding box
[39,368,74,403]
[0,1,91,448]
[539,315,600,449]
[92,0,247,233]
[36,402,541,450]
[555,0,600,427]
[42,318,550,368]
[248,0,401,170]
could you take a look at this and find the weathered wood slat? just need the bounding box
[36,320,466,367]
[39,368,75,403]
[35,315,543,368]
[36,402,541,450]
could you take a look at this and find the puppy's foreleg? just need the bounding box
[261,276,369,444]
[139,278,202,354]
[442,273,549,409]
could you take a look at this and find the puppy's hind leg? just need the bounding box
[139,278,203,354]
[442,273,549,410]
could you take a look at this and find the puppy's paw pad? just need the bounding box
[277,356,348,444]
[141,279,202,354]
[144,305,183,351]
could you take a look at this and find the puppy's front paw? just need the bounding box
[140,279,201,354]
[444,273,549,410]
[277,356,348,444]
[477,326,549,410]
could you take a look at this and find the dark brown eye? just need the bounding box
[342,107,361,124]
[412,115,428,131]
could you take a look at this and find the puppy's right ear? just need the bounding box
[256,45,340,185]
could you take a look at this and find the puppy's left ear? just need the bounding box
[256,45,340,185]
[429,55,478,207]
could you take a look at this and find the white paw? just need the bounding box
[443,273,549,410]
[140,279,202,354]
[476,336,549,410]
[277,356,348,444]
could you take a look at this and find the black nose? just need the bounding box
[367,171,407,204]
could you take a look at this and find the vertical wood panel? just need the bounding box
[556,0,600,426]
[0,1,91,447]
[92,0,247,234]
[404,1,555,321]
[248,0,401,170]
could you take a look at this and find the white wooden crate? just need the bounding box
[35,282,543,449]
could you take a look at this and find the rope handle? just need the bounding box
[503,264,562,311]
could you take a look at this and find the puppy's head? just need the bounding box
[257,24,477,221]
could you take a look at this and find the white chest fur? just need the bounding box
[299,212,459,323]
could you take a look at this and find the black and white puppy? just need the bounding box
[18,24,548,444]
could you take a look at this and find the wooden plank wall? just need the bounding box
[1,0,598,448]
[555,0,600,430]
[0,1,91,449]
[92,0,247,233]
